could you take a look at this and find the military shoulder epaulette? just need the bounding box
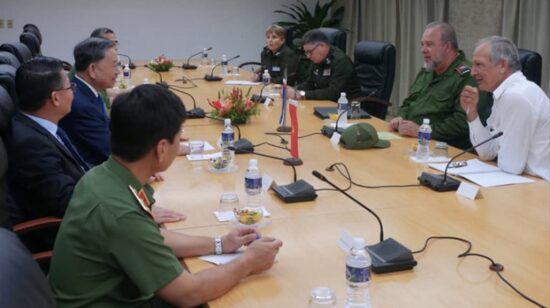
[455,65,471,76]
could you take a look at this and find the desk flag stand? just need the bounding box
[285,97,303,166]
[277,76,291,133]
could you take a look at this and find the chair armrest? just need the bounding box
[13,217,62,235]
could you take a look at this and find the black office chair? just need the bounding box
[0,65,17,103]
[518,48,542,86]
[20,32,41,57]
[318,27,347,53]
[0,51,21,69]
[23,23,42,45]
[353,40,396,120]
[0,43,32,64]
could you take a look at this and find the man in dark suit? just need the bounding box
[59,37,120,166]
[5,57,88,222]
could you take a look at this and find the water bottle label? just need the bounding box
[123,71,130,78]
[263,76,270,85]
[346,265,371,283]
[245,177,262,190]
[222,131,234,142]
[418,131,431,143]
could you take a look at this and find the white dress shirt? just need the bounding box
[468,71,550,181]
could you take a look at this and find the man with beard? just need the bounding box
[389,22,485,149]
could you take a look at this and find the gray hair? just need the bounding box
[301,29,330,45]
[475,36,521,71]
[73,37,116,72]
[425,21,458,50]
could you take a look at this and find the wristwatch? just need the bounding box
[215,236,222,255]
[299,90,306,99]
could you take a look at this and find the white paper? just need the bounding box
[410,156,451,164]
[199,251,243,265]
[429,159,500,175]
[456,182,480,200]
[181,141,215,151]
[330,132,342,145]
[338,230,354,253]
[186,152,222,161]
[214,207,271,222]
[461,171,534,188]
[262,173,274,192]
[263,97,272,106]
[224,80,261,86]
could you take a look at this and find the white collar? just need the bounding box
[75,74,99,98]
[493,71,525,101]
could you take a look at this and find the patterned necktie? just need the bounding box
[56,127,90,172]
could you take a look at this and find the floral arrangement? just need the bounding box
[147,54,174,72]
[208,87,259,124]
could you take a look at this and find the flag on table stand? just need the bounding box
[277,77,291,132]
[284,98,303,165]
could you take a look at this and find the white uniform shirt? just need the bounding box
[468,71,550,181]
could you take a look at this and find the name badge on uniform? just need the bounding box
[314,68,319,76]
[323,68,331,76]
[129,185,153,218]
[272,66,281,72]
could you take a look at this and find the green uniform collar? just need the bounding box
[421,50,468,79]
[104,156,155,209]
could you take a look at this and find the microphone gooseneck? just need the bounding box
[442,131,504,183]
[229,146,297,182]
[312,170,384,242]
[206,55,241,80]
[118,53,136,69]
[144,64,168,88]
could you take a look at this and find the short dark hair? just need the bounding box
[90,27,114,39]
[301,29,330,45]
[110,84,186,162]
[73,37,116,72]
[15,56,64,112]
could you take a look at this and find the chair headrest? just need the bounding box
[0,43,32,63]
[23,24,42,44]
[0,52,21,69]
[0,86,16,134]
[0,64,17,102]
[19,32,40,56]
[354,41,391,64]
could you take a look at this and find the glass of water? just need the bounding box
[308,287,336,307]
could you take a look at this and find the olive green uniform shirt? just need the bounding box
[398,51,477,149]
[49,157,183,308]
[261,44,302,86]
[297,47,362,102]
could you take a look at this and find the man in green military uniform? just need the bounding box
[287,29,362,101]
[49,84,283,307]
[390,22,486,149]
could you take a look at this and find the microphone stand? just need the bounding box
[418,132,504,192]
[167,87,205,119]
[251,84,267,103]
[182,47,213,70]
[321,108,348,137]
[205,115,253,153]
[312,170,417,273]
[118,53,136,69]
[144,65,168,88]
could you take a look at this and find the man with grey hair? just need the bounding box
[59,37,120,166]
[460,36,549,181]
[390,21,485,149]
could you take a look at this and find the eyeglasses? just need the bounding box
[55,82,77,92]
[304,43,321,58]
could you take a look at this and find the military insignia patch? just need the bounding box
[455,65,471,76]
[129,185,153,218]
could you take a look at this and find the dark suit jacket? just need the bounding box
[59,77,110,165]
[5,112,84,221]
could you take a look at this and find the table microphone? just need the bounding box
[312,170,417,273]
[251,84,267,103]
[418,131,503,192]
[205,115,252,153]
[167,87,205,119]
[233,147,317,203]
[204,54,240,81]
[144,64,168,88]
[118,53,136,69]
[182,47,212,70]
[321,108,347,137]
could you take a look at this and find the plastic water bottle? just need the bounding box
[244,159,262,207]
[221,118,235,166]
[416,118,432,162]
[221,54,228,76]
[262,69,271,86]
[345,237,372,308]
[337,92,349,128]
[123,64,131,88]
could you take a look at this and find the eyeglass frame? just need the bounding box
[304,43,321,58]
[54,82,77,92]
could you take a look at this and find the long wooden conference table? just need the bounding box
[131,64,549,307]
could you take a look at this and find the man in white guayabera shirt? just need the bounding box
[460,36,550,181]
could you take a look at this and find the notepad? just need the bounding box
[428,159,535,187]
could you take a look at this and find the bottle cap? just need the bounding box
[352,237,365,249]
[423,118,430,124]
[249,159,258,168]
[340,92,346,97]
[224,118,231,125]
[264,69,268,74]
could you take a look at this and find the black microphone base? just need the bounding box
[366,238,417,274]
[129,63,136,70]
[186,108,206,119]
[283,157,303,166]
[418,172,461,192]
[156,81,169,89]
[251,94,267,103]
[182,64,197,70]
[271,180,317,203]
[320,125,344,138]
[204,74,223,81]
[234,139,254,154]
[277,126,291,132]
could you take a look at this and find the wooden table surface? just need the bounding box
[130,64,550,308]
